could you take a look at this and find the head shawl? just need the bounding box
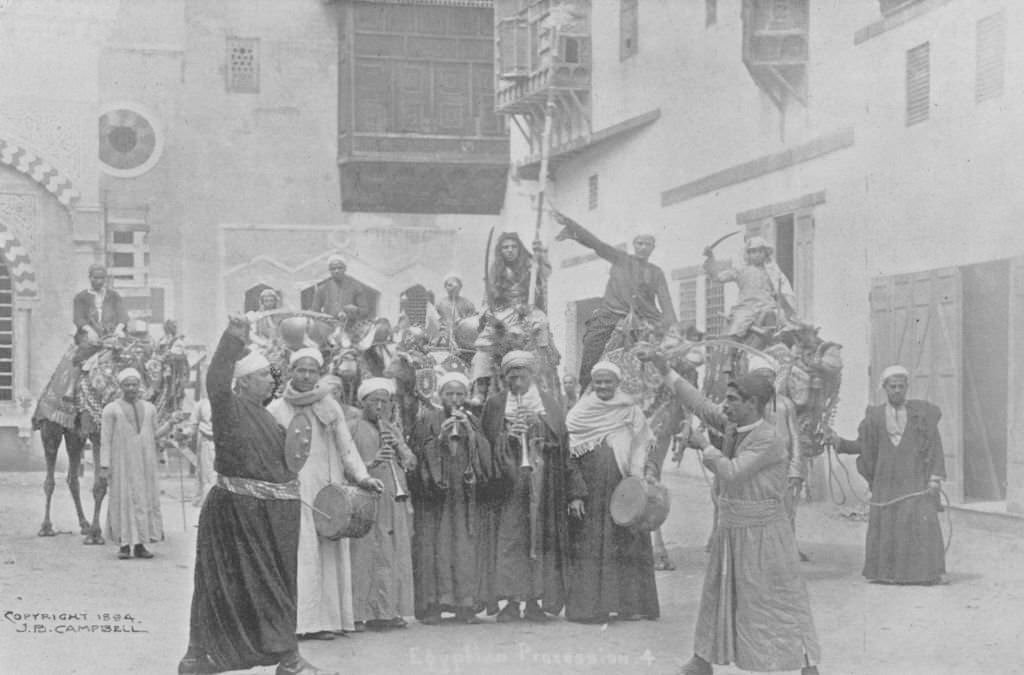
[566,390,652,479]
[437,371,470,393]
[117,368,142,384]
[590,360,622,380]
[501,350,535,374]
[290,347,324,367]
[730,372,775,406]
[234,350,271,379]
[357,377,396,401]
[880,364,910,388]
[745,235,773,252]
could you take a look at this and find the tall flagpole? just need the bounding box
[528,95,556,311]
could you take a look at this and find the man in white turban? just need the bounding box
[347,377,416,630]
[831,365,946,584]
[477,347,568,622]
[703,235,799,344]
[100,367,176,559]
[563,361,660,623]
[409,368,495,625]
[267,344,383,641]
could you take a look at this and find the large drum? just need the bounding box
[313,483,379,540]
[610,476,670,532]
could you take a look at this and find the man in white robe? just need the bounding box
[267,348,383,640]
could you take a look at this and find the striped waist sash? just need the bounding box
[217,475,300,500]
[717,497,785,527]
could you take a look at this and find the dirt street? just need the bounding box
[1,454,1022,675]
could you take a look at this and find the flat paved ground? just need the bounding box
[1,454,1022,675]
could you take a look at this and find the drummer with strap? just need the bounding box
[267,348,384,642]
[563,361,661,624]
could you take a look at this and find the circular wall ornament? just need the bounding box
[98,102,164,178]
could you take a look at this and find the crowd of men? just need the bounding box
[63,217,948,675]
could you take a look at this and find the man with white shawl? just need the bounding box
[564,361,660,623]
[267,348,383,640]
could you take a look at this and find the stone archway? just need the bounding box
[0,137,80,210]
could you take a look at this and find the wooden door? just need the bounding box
[1007,256,1024,512]
[870,267,963,502]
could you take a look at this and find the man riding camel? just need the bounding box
[552,211,676,390]
[703,236,798,345]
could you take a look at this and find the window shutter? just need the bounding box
[906,42,930,126]
[705,266,728,337]
[975,11,1006,103]
[794,211,814,320]
[620,0,638,61]
[226,37,260,94]
[0,262,12,401]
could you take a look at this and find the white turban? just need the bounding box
[501,350,535,374]
[289,347,324,367]
[746,235,773,252]
[117,368,142,384]
[437,371,470,393]
[747,355,776,375]
[589,360,622,380]
[234,350,271,379]
[357,377,396,401]
[880,365,910,388]
[328,254,345,266]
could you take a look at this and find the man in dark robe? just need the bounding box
[478,350,568,622]
[564,361,659,623]
[178,316,336,675]
[409,371,494,624]
[553,211,676,389]
[73,264,129,340]
[832,364,945,584]
[310,255,372,320]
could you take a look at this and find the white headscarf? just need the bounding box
[357,377,396,401]
[117,368,142,384]
[880,364,910,388]
[289,347,324,367]
[234,350,271,379]
[437,371,470,393]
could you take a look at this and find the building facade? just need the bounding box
[498,0,1024,513]
[0,0,507,464]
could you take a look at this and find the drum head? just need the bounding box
[313,483,347,540]
[609,477,646,527]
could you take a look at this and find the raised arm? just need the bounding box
[663,369,728,433]
[702,435,786,485]
[207,319,249,411]
[554,212,625,264]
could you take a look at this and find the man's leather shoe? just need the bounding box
[133,544,154,559]
[177,653,219,674]
[275,652,338,675]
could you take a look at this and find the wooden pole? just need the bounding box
[528,96,556,310]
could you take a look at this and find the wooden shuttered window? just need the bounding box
[976,11,1006,104]
[906,42,930,126]
[620,0,638,61]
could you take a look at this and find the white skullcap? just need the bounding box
[443,272,462,285]
[501,350,535,374]
[289,347,324,367]
[437,371,470,392]
[234,350,271,379]
[357,377,396,400]
[590,360,622,379]
[880,365,910,388]
[746,236,773,251]
[328,254,345,266]
[117,368,142,384]
[747,355,776,375]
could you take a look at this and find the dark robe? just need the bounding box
[478,389,568,614]
[839,400,946,583]
[186,332,300,670]
[566,440,659,621]
[409,406,494,616]
[72,287,129,337]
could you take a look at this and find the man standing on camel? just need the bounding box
[552,211,676,390]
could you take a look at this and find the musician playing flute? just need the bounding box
[636,345,820,675]
[409,371,496,625]
[478,350,569,623]
[564,361,660,624]
[266,349,383,641]
[348,378,417,631]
